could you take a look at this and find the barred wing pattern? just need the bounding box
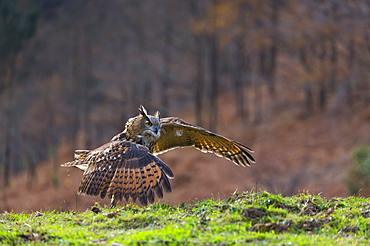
[152,117,255,167]
[63,141,174,206]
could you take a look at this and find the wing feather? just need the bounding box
[152,117,255,166]
[122,167,130,201]
[63,140,173,206]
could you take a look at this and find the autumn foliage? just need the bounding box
[0,0,369,211]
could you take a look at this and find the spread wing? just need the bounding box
[62,140,174,206]
[152,117,255,167]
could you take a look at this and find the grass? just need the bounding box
[1,191,370,245]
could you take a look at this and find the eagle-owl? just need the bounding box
[62,106,255,207]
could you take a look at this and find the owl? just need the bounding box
[62,106,255,207]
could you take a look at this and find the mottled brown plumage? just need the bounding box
[152,117,254,166]
[62,105,255,207]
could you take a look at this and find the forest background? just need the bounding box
[0,0,369,212]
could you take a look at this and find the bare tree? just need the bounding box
[265,0,281,97]
[233,3,251,122]
[208,33,219,131]
[190,0,206,126]
[160,0,173,116]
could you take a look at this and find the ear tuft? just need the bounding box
[138,105,148,116]
[154,111,160,118]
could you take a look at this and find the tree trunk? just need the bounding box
[160,2,172,116]
[26,151,36,186]
[195,37,205,126]
[318,83,327,111]
[266,0,280,97]
[234,37,249,122]
[304,84,314,115]
[254,47,266,124]
[72,27,91,149]
[299,45,314,115]
[208,34,219,131]
[190,0,205,126]
[347,37,355,69]
[346,37,355,107]
[318,42,327,111]
[329,38,337,92]
[3,132,11,188]
[80,30,93,149]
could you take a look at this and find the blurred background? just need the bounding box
[0,0,369,212]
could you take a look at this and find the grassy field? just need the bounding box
[1,191,370,245]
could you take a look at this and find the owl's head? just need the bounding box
[125,106,161,145]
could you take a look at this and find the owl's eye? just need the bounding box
[145,121,152,126]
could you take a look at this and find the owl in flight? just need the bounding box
[62,106,255,207]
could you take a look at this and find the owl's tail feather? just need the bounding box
[61,149,91,171]
[61,161,76,167]
[61,160,88,171]
[74,150,91,160]
[61,149,91,166]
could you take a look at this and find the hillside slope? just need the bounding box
[2,192,370,245]
[2,102,369,212]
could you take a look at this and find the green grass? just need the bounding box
[1,191,370,245]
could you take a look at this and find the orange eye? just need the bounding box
[146,122,152,126]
